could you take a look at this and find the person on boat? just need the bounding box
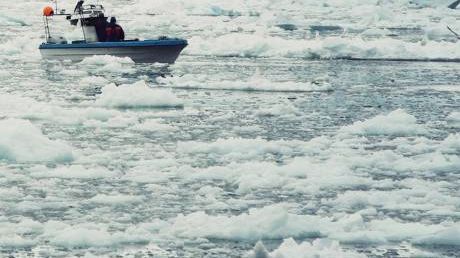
[94,13,108,42]
[105,17,125,42]
[74,0,84,13]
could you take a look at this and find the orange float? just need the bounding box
[43,6,54,17]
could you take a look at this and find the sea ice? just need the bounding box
[0,119,73,163]
[186,33,460,60]
[157,72,332,92]
[246,238,366,258]
[339,109,427,136]
[94,81,184,108]
[165,204,330,241]
[447,112,460,127]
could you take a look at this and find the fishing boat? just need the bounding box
[39,1,187,63]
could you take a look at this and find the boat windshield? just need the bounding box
[76,4,105,16]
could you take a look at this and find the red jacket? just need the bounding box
[106,24,125,42]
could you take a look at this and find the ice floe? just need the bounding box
[165,204,329,240]
[79,55,136,74]
[0,36,41,61]
[177,137,305,161]
[94,81,184,108]
[0,235,36,248]
[162,203,460,246]
[246,238,366,258]
[186,34,460,60]
[0,119,73,163]
[339,109,427,136]
[157,72,332,92]
[49,225,150,248]
[413,226,460,246]
[0,92,125,125]
[447,112,460,127]
[80,55,135,66]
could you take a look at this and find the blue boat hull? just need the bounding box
[39,39,188,63]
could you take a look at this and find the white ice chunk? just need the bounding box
[80,55,134,65]
[340,109,427,136]
[47,223,151,248]
[413,226,460,246]
[246,238,366,258]
[0,119,73,163]
[447,112,460,127]
[94,81,184,108]
[165,204,332,240]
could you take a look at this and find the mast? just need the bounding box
[42,6,55,42]
[43,16,51,40]
[79,13,87,42]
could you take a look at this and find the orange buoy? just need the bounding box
[43,6,54,17]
